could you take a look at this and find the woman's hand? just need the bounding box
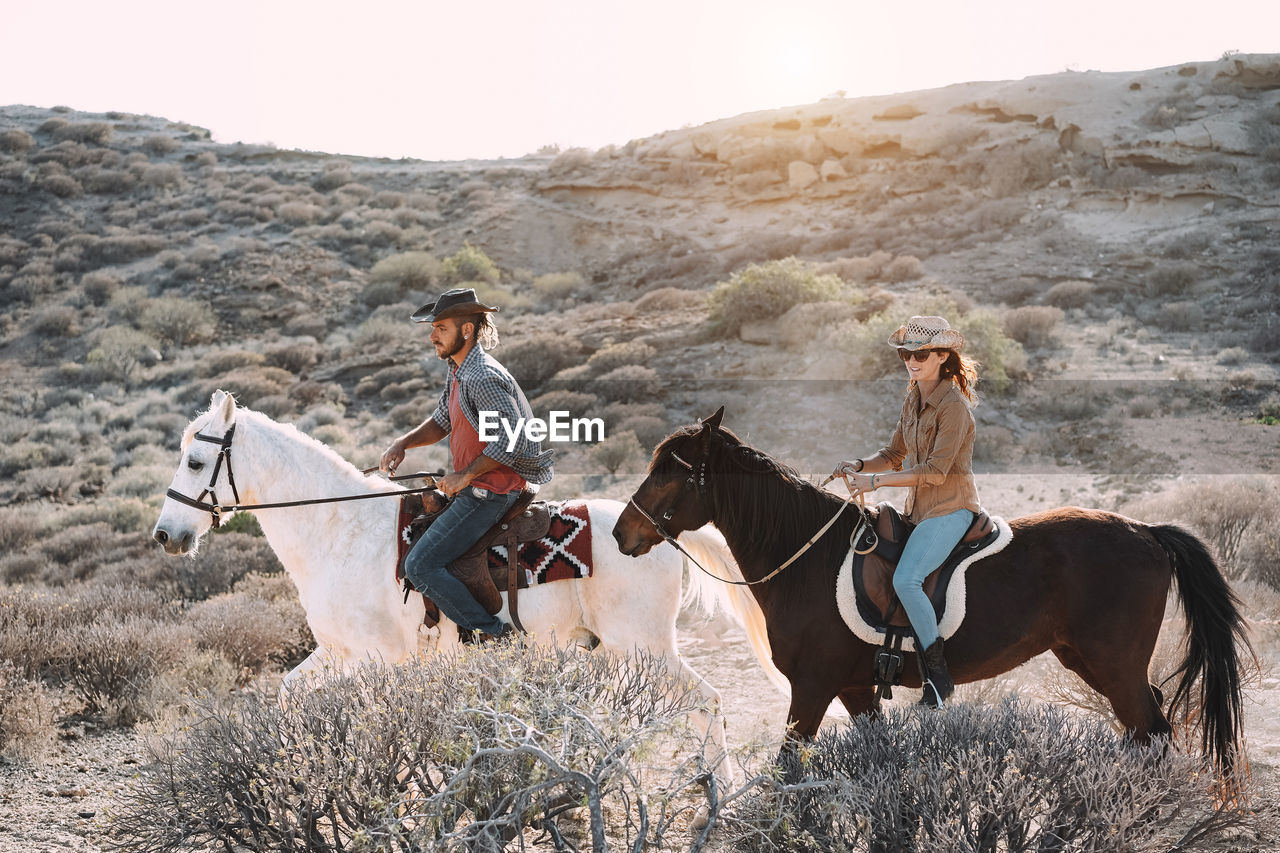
[842,472,878,495]
[831,459,861,480]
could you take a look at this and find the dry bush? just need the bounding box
[634,286,706,314]
[263,339,320,374]
[141,163,182,189]
[84,326,161,387]
[529,389,599,419]
[187,590,310,678]
[615,415,670,450]
[38,172,81,197]
[111,645,713,853]
[1155,300,1199,331]
[198,348,265,377]
[883,254,925,282]
[1124,477,1280,584]
[139,295,217,350]
[313,161,353,191]
[585,340,656,376]
[0,661,55,761]
[1146,262,1199,297]
[776,299,864,350]
[0,129,35,154]
[51,121,113,145]
[81,269,121,305]
[725,698,1269,852]
[174,530,282,601]
[531,270,585,299]
[181,365,295,410]
[1044,278,1095,309]
[141,134,179,155]
[817,250,893,283]
[589,429,646,474]
[592,364,661,404]
[1002,305,1063,348]
[31,305,81,339]
[368,250,440,294]
[79,167,138,194]
[1216,346,1250,366]
[500,332,586,388]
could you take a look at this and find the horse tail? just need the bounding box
[1151,523,1255,776]
[674,526,791,698]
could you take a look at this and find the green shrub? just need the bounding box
[441,242,499,285]
[708,258,842,338]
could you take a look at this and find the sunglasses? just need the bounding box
[898,349,937,363]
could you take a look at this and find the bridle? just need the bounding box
[627,440,875,587]
[166,425,441,529]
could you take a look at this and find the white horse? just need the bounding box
[153,391,776,788]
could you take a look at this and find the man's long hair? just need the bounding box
[462,313,500,350]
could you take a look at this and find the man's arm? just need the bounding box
[380,418,448,473]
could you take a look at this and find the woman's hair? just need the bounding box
[908,349,980,405]
[938,349,979,405]
[460,313,500,350]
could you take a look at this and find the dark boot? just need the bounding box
[917,638,954,709]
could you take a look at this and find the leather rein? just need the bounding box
[627,447,877,588]
[165,425,442,529]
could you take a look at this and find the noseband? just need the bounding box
[166,427,241,529]
[626,450,702,543]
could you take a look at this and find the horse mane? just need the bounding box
[654,425,857,592]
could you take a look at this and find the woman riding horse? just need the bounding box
[831,315,980,708]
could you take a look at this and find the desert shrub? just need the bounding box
[52,121,112,145]
[0,129,35,154]
[199,348,266,376]
[0,661,55,761]
[187,591,309,677]
[79,167,138,194]
[592,364,661,403]
[313,161,352,191]
[776,299,865,350]
[368,250,441,294]
[80,269,121,305]
[38,172,81,197]
[1146,262,1198,297]
[351,315,404,351]
[1124,477,1279,582]
[1217,346,1250,365]
[31,305,81,339]
[441,242,499,285]
[585,340,657,376]
[0,439,75,477]
[379,377,429,401]
[883,254,925,282]
[110,646,712,853]
[141,163,182,189]
[1044,278,1095,309]
[708,258,842,338]
[139,296,217,350]
[183,366,294,409]
[532,270,585,299]
[500,332,586,388]
[634,286,706,313]
[1154,300,1198,331]
[530,390,600,419]
[389,401,425,430]
[141,134,179,155]
[1002,305,1063,348]
[263,340,319,374]
[615,415,670,450]
[64,616,193,723]
[588,429,646,475]
[276,200,323,225]
[726,698,1260,852]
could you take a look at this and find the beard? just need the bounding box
[435,332,465,361]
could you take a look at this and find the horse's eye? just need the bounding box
[187,459,205,472]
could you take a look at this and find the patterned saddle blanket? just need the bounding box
[395,491,593,628]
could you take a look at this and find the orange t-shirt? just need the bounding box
[448,374,525,494]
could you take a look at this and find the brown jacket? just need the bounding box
[877,381,982,524]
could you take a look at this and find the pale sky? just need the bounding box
[2,0,1276,161]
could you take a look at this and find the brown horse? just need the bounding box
[612,408,1253,776]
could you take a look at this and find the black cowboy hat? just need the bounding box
[410,287,501,324]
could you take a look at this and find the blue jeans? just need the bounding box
[893,508,974,649]
[404,486,521,635]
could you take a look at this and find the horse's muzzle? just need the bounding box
[611,524,653,558]
[152,526,194,556]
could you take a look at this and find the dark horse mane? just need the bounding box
[653,424,859,597]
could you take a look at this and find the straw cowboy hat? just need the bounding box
[886,315,965,351]
[410,287,501,324]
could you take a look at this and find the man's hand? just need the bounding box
[437,471,470,497]
[380,439,407,474]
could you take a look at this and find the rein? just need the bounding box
[629,448,877,587]
[165,426,444,529]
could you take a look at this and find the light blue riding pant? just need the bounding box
[892,507,975,649]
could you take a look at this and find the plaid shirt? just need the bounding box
[430,343,554,484]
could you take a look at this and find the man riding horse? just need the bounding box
[380,287,553,641]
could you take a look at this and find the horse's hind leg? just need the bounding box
[1053,646,1172,744]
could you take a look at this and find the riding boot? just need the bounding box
[916,638,954,709]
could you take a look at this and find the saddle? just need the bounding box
[397,485,551,632]
[852,502,998,631]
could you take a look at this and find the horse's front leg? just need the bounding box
[281,645,340,696]
[777,678,841,782]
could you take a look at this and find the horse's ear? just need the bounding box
[700,406,725,432]
[209,389,237,426]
